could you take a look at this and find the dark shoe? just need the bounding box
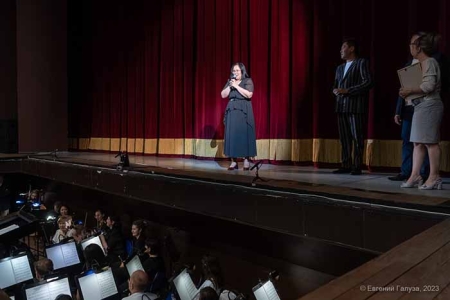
[388,173,408,181]
[351,169,362,175]
[333,168,351,174]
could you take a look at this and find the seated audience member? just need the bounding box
[34,258,54,281]
[122,270,157,300]
[130,220,147,257]
[104,215,126,262]
[83,243,109,270]
[95,209,108,232]
[52,216,75,244]
[199,287,219,300]
[196,255,223,298]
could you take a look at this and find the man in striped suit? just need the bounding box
[332,38,374,175]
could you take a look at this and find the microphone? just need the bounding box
[229,74,237,88]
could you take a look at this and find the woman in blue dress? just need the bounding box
[220,62,257,170]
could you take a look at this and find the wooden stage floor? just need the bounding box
[10,151,448,213]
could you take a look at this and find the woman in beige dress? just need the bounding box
[400,32,443,190]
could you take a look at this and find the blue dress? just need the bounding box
[223,78,257,158]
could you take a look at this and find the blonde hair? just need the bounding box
[57,215,72,225]
[414,32,441,56]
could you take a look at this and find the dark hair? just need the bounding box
[95,209,105,216]
[230,62,249,79]
[108,215,120,223]
[342,37,359,55]
[108,215,121,229]
[73,225,86,237]
[201,255,223,290]
[34,258,54,277]
[145,238,161,255]
[413,32,440,56]
[199,287,219,300]
[54,201,62,212]
[132,220,146,232]
[59,204,70,214]
[84,244,107,270]
[55,295,73,300]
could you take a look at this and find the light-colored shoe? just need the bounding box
[400,176,423,188]
[228,162,238,170]
[419,178,443,190]
[243,159,250,171]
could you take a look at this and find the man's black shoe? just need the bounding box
[333,168,351,174]
[388,173,408,181]
[351,169,362,175]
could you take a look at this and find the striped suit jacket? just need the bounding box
[333,58,374,114]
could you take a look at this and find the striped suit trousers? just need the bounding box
[337,113,366,170]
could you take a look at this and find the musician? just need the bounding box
[34,258,54,282]
[122,270,157,300]
[52,216,75,244]
[104,215,126,262]
[94,209,108,232]
[130,220,147,257]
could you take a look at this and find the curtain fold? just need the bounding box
[68,0,450,170]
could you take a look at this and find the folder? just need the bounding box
[397,63,424,102]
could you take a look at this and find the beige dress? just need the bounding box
[410,57,443,143]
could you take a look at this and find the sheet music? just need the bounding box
[46,246,65,270]
[0,260,16,289]
[79,273,102,300]
[48,278,72,300]
[81,236,106,255]
[184,275,198,300]
[25,278,71,300]
[0,224,19,235]
[61,242,80,267]
[126,255,144,277]
[263,281,280,300]
[11,256,33,284]
[25,284,48,300]
[173,269,198,300]
[253,281,280,300]
[96,269,118,299]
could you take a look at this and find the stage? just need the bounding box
[2,151,450,299]
[1,151,450,254]
[9,151,450,212]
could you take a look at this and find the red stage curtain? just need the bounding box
[68,0,450,170]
